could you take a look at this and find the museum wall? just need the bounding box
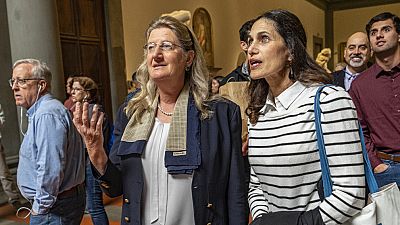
[121,0,325,78]
[333,3,400,66]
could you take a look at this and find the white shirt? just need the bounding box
[344,66,359,91]
[142,118,195,225]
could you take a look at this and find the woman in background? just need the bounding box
[71,76,111,225]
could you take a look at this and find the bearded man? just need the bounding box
[333,32,371,91]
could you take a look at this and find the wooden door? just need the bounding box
[56,0,112,120]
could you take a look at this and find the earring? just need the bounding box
[289,67,295,80]
[185,66,190,71]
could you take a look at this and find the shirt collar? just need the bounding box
[344,66,359,77]
[241,62,249,75]
[264,81,306,112]
[27,93,52,116]
[374,62,400,77]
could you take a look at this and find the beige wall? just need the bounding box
[121,0,325,79]
[333,3,400,66]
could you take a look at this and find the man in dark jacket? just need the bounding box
[220,19,254,86]
[332,32,371,91]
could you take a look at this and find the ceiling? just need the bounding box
[306,0,400,11]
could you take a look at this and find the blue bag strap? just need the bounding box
[314,85,379,198]
[314,84,333,197]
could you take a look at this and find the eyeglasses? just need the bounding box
[71,87,85,92]
[143,41,183,54]
[9,78,43,87]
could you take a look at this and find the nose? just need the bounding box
[151,45,163,55]
[247,42,257,56]
[376,30,384,39]
[151,47,164,61]
[11,81,18,90]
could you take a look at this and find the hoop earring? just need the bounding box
[185,66,190,71]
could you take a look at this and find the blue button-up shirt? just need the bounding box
[17,94,85,214]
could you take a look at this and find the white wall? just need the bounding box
[333,3,400,66]
[121,0,325,79]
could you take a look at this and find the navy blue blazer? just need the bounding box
[332,70,345,89]
[96,99,249,225]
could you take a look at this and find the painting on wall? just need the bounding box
[338,41,346,63]
[192,8,214,67]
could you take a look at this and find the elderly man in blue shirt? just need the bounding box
[10,58,85,225]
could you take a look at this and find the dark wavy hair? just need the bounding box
[246,9,332,125]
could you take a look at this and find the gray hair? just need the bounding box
[13,59,52,89]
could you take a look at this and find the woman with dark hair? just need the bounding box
[246,10,366,224]
[210,75,224,95]
[71,76,111,225]
[73,16,248,225]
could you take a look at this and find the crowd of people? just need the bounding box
[1,8,399,225]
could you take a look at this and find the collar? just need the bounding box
[264,81,306,112]
[344,66,359,80]
[241,62,249,76]
[374,62,400,77]
[27,93,52,117]
[119,83,200,174]
[344,66,359,76]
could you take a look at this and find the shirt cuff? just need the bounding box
[32,200,50,215]
[370,154,383,170]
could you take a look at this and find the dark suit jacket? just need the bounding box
[332,70,345,89]
[220,64,250,86]
[96,98,249,225]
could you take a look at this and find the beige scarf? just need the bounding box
[121,84,201,173]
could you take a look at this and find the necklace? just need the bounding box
[157,104,173,116]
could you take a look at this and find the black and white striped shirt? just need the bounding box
[248,82,366,225]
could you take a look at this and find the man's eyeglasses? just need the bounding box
[143,41,183,54]
[9,78,43,87]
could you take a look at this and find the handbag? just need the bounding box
[314,85,400,225]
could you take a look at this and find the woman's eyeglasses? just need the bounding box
[71,87,85,92]
[143,41,183,54]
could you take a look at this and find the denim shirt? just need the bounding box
[17,94,85,214]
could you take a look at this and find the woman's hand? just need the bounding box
[73,102,108,175]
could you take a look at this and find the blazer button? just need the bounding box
[124,216,130,222]
[100,182,110,189]
[207,203,212,208]
[124,198,130,204]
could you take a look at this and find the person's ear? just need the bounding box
[37,81,46,93]
[240,41,248,52]
[186,50,195,68]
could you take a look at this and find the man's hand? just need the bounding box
[374,163,389,173]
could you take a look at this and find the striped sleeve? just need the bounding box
[248,167,269,219]
[318,86,366,225]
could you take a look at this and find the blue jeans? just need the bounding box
[374,158,400,188]
[29,188,85,225]
[86,163,109,225]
